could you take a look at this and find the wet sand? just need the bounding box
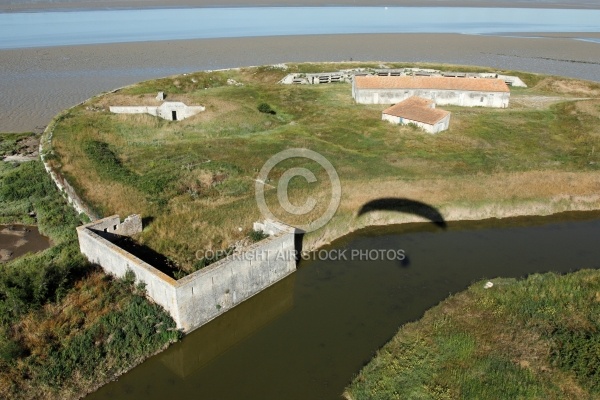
[1,32,599,133]
[2,0,599,12]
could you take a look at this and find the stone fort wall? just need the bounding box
[77,216,300,332]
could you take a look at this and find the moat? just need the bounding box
[88,211,600,399]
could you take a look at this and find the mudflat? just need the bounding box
[2,32,600,133]
[0,225,50,262]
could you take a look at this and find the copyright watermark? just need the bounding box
[255,148,341,232]
[196,248,405,262]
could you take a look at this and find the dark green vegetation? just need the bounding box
[0,132,32,157]
[345,269,600,400]
[257,102,276,115]
[0,133,181,399]
[249,229,269,242]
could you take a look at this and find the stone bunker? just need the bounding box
[109,101,205,121]
[77,216,301,332]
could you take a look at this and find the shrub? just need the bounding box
[257,103,276,115]
[249,229,268,242]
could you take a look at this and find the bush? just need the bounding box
[249,229,268,242]
[257,103,276,115]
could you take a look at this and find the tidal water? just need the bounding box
[87,211,600,400]
[1,7,600,49]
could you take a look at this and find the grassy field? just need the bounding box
[0,133,181,399]
[344,269,600,400]
[47,62,600,273]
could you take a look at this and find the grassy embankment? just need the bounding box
[0,133,181,399]
[46,62,600,274]
[345,269,600,399]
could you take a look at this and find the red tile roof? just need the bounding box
[383,96,450,125]
[355,76,510,93]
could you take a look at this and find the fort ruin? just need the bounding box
[77,216,301,332]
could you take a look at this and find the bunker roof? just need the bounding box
[355,76,510,92]
[383,96,450,125]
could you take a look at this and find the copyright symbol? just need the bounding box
[255,148,341,233]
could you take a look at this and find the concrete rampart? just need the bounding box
[77,216,300,333]
[77,215,181,324]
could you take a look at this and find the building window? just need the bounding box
[480,96,484,102]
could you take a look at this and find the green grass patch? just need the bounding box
[346,269,600,399]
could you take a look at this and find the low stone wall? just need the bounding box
[40,118,101,220]
[77,216,300,333]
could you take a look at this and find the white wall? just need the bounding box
[109,103,205,121]
[382,112,450,134]
[175,233,296,331]
[354,87,509,108]
[109,106,159,116]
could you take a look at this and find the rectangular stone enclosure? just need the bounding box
[77,216,301,332]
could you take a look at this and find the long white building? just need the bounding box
[352,76,510,108]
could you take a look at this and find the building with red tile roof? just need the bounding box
[382,96,451,134]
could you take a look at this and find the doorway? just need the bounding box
[172,111,177,121]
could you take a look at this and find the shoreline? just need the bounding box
[3,0,600,13]
[303,195,600,252]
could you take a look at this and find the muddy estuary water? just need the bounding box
[0,224,51,263]
[87,211,600,400]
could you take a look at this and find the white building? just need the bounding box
[109,101,205,121]
[353,76,510,108]
[382,96,451,134]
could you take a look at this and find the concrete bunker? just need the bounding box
[109,101,205,121]
[77,216,301,333]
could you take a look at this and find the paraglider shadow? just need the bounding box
[357,197,447,229]
[356,198,446,269]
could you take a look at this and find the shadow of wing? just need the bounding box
[357,197,447,228]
